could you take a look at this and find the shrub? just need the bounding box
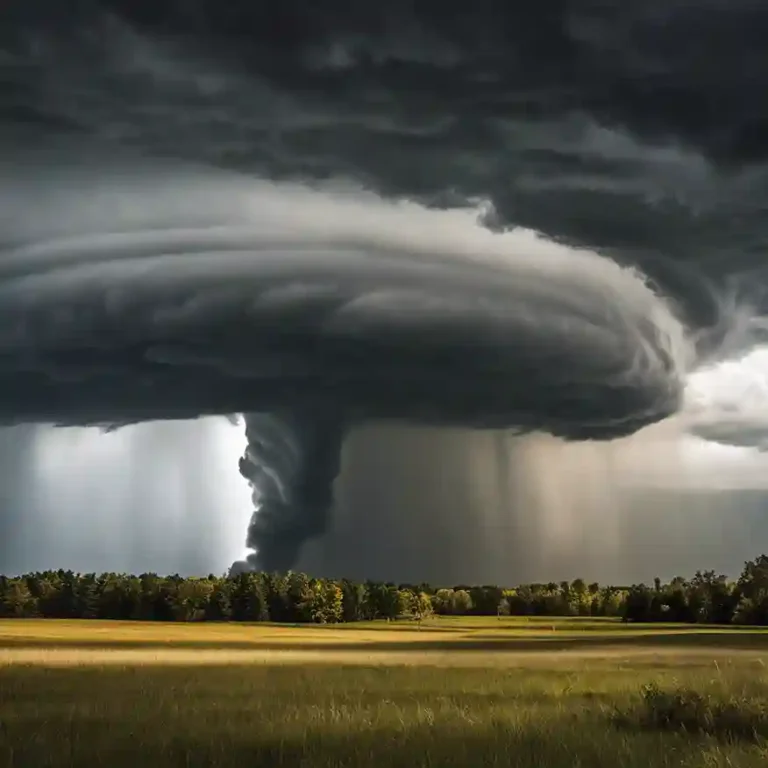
[614,683,768,743]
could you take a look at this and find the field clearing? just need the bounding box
[2,618,768,767]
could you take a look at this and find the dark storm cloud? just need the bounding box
[0,158,688,437]
[4,0,768,359]
[5,1,768,272]
[0,153,689,570]
[3,1,768,571]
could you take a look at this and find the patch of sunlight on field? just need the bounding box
[2,617,768,660]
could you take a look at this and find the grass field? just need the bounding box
[2,617,768,767]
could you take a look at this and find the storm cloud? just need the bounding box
[2,2,768,573]
[6,3,768,255]
[0,154,689,433]
[5,2,768,339]
[0,156,690,570]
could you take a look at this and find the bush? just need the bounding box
[614,683,768,743]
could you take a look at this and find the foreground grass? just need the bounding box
[1,619,768,767]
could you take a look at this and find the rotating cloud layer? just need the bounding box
[0,162,688,437]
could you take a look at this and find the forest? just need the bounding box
[3,555,768,625]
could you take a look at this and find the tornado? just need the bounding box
[233,411,345,572]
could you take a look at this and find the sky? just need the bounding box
[2,2,768,584]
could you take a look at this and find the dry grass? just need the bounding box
[5,646,765,669]
[1,618,768,767]
[615,683,768,743]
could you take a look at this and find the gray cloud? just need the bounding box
[6,2,768,345]
[3,3,768,572]
[0,154,690,436]
[688,420,768,453]
[5,4,768,249]
[0,158,690,568]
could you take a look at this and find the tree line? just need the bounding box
[3,555,768,625]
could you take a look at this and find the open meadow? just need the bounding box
[2,616,768,767]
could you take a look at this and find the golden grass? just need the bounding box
[5,646,766,669]
[2,618,768,766]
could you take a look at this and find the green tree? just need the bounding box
[739,556,768,600]
[410,591,434,624]
[96,574,142,620]
[735,556,768,624]
[262,573,291,622]
[432,589,455,615]
[452,589,473,615]
[395,589,413,619]
[569,579,590,616]
[0,579,37,617]
[622,585,654,622]
[285,572,313,622]
[599,587,625,617]
[733,595,759,625]
[467,586,504,615]
[75,573,100,619]
[340,579,368,622]
[171,578,214,621]
[365,583,401,620]
[137,573,173,622]
[206,583,232,621]
[691,571,734,624]
[230,572,269,622]
[505,586,533,615]
[300,579,343,624]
